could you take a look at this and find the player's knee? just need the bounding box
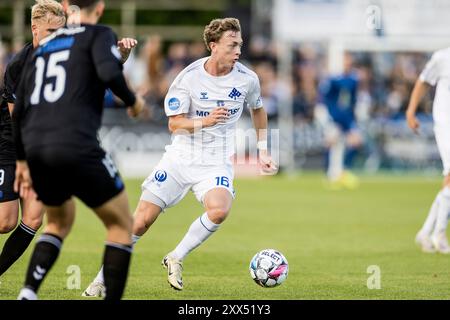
[207,207,230,224]
[0,219,17,234]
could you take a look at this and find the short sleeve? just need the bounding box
[164,75,191,116]
[420,52,441,86]
[246,75,263,109]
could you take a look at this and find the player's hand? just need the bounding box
[14,160,33,199]
[202,107,228,127]
[259,150,278,175]
[117,38,138,63]
[406,110,420,134]
[127,95,145,118]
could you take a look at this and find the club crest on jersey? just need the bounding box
[228,88,242,100]
[200,92,208,100]
[168,97,181,111]
[155,170,167,182]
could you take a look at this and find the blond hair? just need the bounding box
[203,18,241,52]
[31,0,66,25]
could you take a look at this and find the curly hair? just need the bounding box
[203,18,241,52]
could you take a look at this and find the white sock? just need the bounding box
[327,138,345,181]
[93,234,141,285]
[172,212,220,261]
[419,191,441,236]
[17,287,37,300]
[432,187,450,238]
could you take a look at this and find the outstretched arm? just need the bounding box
[250,107,277,174]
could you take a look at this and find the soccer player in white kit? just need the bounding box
[83,17,277,296]
[406,48,450,254]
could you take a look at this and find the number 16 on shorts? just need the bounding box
[215,176,230,188]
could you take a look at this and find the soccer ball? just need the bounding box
[249,249,289,287]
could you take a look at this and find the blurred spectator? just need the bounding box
[248,35,277,67]
[293,60,318,122]
[253,61,280,120]
[188,41,207,63]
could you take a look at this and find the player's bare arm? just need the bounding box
[406,79,430,134]
[168,107,229,133]
[250,107,277,174]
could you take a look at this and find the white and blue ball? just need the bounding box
[249,249,289,288]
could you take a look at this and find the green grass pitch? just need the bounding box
[0,173,449,300]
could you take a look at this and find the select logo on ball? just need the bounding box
[249,249,289,288]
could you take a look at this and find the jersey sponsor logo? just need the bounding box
[196,107,240,117]
[200,92,208,100]
[155,170,168,182]
[196,110,210,117]
[228,88,242,100]
[217,100,225,107]
[228,107,240,115]
[168,97,181,111]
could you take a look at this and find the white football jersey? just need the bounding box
[164,57,263,165]
[420,47,450,125]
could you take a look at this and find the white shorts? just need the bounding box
[141,152,235,209]
[434,125,450,176]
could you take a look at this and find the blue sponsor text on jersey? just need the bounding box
[196,107,240,117]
